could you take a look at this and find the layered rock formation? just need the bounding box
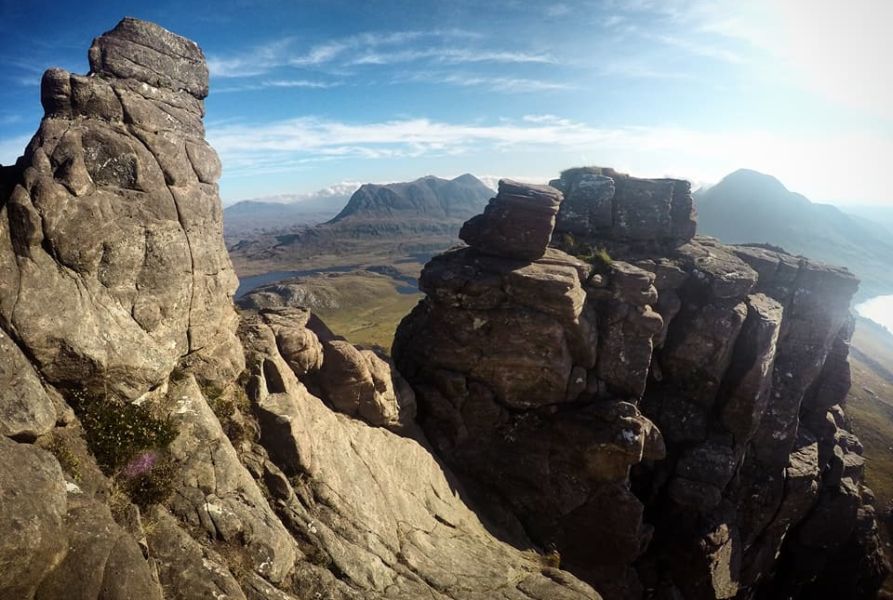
[0,19,599,600]
[394,168,888,598]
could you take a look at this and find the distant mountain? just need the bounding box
[228,174,495,276]
[329,174,493,223]
[223,183,358,242]
[843,205,893,237]
[696,169,893,299]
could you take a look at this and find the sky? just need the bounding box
[1,0,891,206]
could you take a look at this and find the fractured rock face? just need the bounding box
[395,191,663,596]
[397,165,887,599]
[550,167,696,253]
[0,17,242,400]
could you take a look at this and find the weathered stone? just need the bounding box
[0,328,56,440]
[145,508,248,600]
[89,17,210,99]
[594,261,663,398]
[165,374,299,584]
[0,438,68,599]
[262,307,324,377]
[551,167,695,247]
[660,300,748,407]
[718,293,784,448]
[460,179,563,260]
[241,310,601,599]
[0,16,242,400]
[35,496,163,600]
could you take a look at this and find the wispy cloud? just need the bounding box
[215,79,340,93]
[207,28,555,86]
[401,72,572,92]
[210,114,892,205]
[650,33,745,64]
[350,48,555,66]
[209,29,485,77]
[594,60,693,81]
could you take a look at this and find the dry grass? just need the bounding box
[846,319,893,506]
[262,270,423,352]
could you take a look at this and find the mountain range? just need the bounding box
[696,169,893,299]
[227,174,494,275]
[223,183,359,242]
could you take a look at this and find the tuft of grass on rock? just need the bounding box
[559,233,613,275]
[67,389,179,508]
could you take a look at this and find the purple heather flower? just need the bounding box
[122,450,159,478]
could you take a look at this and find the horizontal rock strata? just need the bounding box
[395,172,888,599]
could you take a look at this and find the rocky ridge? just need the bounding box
[394,167,889,598]
[0,18,599,600]
[0,17,887,600]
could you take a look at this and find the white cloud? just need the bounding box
[351,48,555,66]
[210,115,892,205]
[650,34,744,64]
[403,72,573,92]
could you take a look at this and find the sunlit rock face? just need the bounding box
[395,168,888,599]
[0,17,242,400]
[0,19,606,600]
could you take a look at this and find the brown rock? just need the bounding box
[460,179,563,260]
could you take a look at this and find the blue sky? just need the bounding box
[1,0,891,206]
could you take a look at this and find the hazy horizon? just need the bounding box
[1,0,891,207]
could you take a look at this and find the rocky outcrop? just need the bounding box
[550,167,696,254]
[0,17,886,600]
[0,18,601,600]
[1,17,242,399]
[394,170,888,599]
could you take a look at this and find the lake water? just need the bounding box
[235,266,419,299]
[856,295,893,336]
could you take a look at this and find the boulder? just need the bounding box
[459,179,563,260]
[0,328,56,440]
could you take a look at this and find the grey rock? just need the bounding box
[35,496,163,600]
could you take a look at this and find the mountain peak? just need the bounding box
[328,173,492,224]
[716,168,790,195]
